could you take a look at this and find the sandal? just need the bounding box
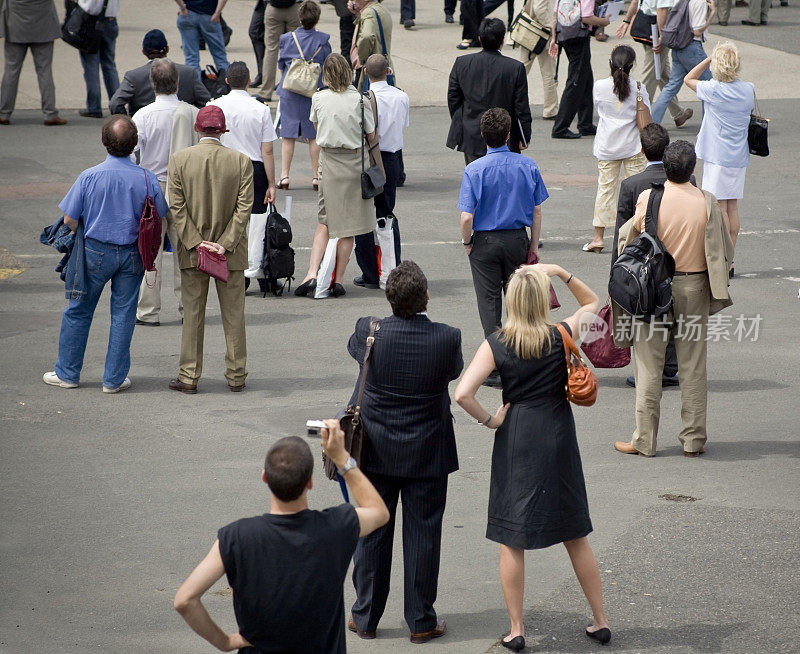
[277,176,290,190]
[312,177,319,191]
[582,242,604,253]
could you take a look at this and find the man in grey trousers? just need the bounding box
[0,0,66,125]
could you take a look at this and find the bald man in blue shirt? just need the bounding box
[43,116,168,393]
[458,108,548,387]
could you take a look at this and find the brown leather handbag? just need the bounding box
[323,318,381,479]
[556,323,598,407]
[636,81,653,132]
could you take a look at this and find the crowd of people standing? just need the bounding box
[3,0,764,651]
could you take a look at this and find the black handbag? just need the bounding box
[322,318,381,480]
[748,94,769,157]
[360,95,385,199]
[61,0,109,54]
[630,10,657,46]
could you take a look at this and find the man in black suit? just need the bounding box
[348,261,463,645]
[447,18,532,164]
[108,30,210,116]
[613,123,687,388]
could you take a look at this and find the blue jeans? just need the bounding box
[651,39,711,124]
[79,18,119,114]
[55,239,143,387]
[177,11,230,74]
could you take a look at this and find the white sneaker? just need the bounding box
[43,371,78,388]
[103,377,132,394]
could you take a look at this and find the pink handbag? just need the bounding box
[580,301,631,368]
[526,251,561,310]
[197,247,229,283]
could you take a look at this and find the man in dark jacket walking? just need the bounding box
[347,261,463,645]
[446,17,531,163]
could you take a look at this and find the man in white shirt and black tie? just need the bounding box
[354,54,408,289]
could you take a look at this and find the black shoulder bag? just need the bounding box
[360,96,385,199]
[322,318,381,480]
[61,0,109,54]
[748,92,769,157]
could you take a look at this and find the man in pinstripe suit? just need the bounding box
[347,261,463,644]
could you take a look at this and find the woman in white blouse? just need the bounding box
[584,45,648,253]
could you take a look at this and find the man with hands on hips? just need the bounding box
[458,108,548,387]
[174,419,390,652]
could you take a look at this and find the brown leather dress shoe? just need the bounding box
[169,378,198,394]
[0,117,9,125]
[614,441,651,457]
[228,383,246,392]
[410,618,446,644]
[683,448,706,457]
[43,116,67,126]
[348,616,376,639]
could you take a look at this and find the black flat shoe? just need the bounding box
[501,635,525,651]
[579,125,597,136]
[552,129,581,139]
[330,283,346,297]
[294,278,316,297]
[586,626,611,645]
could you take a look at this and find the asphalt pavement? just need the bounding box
[1,2,799,653]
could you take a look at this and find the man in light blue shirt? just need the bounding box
[44,115,168,394]
[458,108,548,386]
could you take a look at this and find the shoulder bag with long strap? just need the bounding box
[360,96,385,198]
[556,323,598,406]
[61,0,109,54]
[282,31,323,98]
[323,318,381,480]
[371,8,395,86]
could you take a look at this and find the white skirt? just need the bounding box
[701,162,747,200]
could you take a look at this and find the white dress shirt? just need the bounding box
[78,0,120,18]
[131,94,184,182]
[592,77,649,161]
[208,90,277,162]
[370,81,409,153]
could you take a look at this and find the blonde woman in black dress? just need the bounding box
[455,263,610,651]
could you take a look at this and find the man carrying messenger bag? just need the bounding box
[510,0,558,119]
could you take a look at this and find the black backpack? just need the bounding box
[201,66,231,99]
[260,206,295,296]
[609,184,675,323]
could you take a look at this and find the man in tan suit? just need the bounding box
[612,141,733,458]
[167,105,254,394]
[350,0,392,92]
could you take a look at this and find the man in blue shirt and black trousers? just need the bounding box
[458,107,549,387]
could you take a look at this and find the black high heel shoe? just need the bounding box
[586,626,611,645]
[500,634,525,651]
[294,278,316,297]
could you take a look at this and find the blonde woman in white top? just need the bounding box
[584,45,648,253]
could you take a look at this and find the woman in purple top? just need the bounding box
[276,0,331,191]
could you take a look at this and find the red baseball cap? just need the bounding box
[194,105,228,133]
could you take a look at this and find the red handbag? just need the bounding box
[138,170,161,287]
[197,247,229,283]
[526,251,561,310]
[580,301,631,368]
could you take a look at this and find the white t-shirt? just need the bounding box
[78,0,120,17]
[369,81,409,153]
[689,0,708,40]
[208,90,277,162]
[593,77,649,161]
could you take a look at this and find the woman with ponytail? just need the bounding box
[583,45,648,253]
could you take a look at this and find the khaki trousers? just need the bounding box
[639,42,684,121]
[593,152,647,228]
[258,4,300,99]
[519,45,558,118]
[137,181,183,322]
[631,274,711,456]
[179,267,247,386]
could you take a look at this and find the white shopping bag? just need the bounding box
[375,216,397,290]
[245,211,268,279]
[313,238,339,299]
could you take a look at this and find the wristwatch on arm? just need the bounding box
[337,456,358,477]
